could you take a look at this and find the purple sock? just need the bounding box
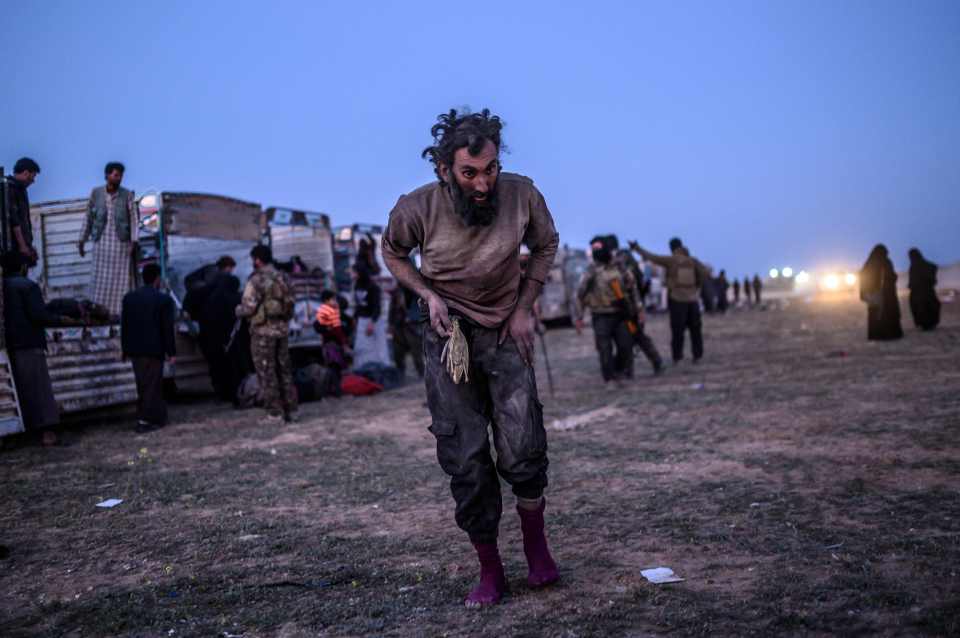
[465,541,507,607]
[517,499,560,588]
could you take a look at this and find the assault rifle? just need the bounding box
[609,278,638,335]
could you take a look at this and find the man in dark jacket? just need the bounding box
[2,158,41,266]
[199,272,248,402]
[121,263,176,432]
[716,270,730,313]
[2,251,72,445]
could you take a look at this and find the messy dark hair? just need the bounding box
[14,157,40,174]
[250,244,273,264]
[104,162,125,177]
[421,108,505,181]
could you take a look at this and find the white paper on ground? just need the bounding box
[641,567,684,584]
[95,498,123,508]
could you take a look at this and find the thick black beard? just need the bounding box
[449,179,499,227]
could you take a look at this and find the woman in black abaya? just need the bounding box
[859,244,903,341]
[907,248,940,331]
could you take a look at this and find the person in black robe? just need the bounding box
[199,274,250,402]
[716,270,729,313]
[907,248,940,331]
[859,244,903,341]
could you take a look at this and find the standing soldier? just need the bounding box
[576,236,637,383]
[732,278,741,305]
[382,108,560,608]
[235,245,298,423]
[629,238,711,364]
[78,162,138,317]
[3,158,41,266]
[752,273,763,305]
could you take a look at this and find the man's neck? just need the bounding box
[105,183,119,193]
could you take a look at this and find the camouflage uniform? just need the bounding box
[577,262,638,380]
[236,263,297,417]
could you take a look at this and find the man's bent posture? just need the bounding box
[382,109,560,607]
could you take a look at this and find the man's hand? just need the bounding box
[78,241,86,258]
[365,321,375,337]
[426,292,452,338]
[575,318,585,335]
[500,306,535,365]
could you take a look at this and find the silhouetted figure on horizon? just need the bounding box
[752,274,762,305]
[743,278,752,306]
[859,244,903,341]
[908,248,940,331]
[716,270,729,313]
[732,278,741,305]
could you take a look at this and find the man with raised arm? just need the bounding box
[381,108,560,608]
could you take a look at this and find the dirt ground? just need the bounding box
[2,295,958,637]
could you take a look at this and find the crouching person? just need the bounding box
[382,108,560,607]
[121,264,176,433]
[2,251,72,446]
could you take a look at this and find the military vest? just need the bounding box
[251,266,295,328]
[583,264,626,313]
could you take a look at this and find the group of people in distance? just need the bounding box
[859,244,941,341]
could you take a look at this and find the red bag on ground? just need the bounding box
[340,374,383,396]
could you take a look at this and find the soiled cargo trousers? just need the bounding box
[423,319,549,544]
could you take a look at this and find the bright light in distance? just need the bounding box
[844,273,857,286]
[795,271,810,284]
[782,267,794,278]
[823,274,840,290]
[769,268,779,279]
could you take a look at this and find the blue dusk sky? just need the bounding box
[3,0,958,276]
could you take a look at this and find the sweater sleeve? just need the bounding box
[522,187,560,285]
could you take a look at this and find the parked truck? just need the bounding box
[0,166,26,435]
[539,246,590,323]
[27,191,264,414]
[266,206,335,348]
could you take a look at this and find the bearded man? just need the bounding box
[78,162,138,317]
[382,109,560,608]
